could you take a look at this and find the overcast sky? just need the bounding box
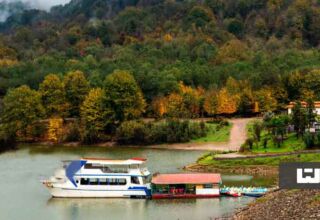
[1,0,71,11]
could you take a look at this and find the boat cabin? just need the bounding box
[151,173,221,199]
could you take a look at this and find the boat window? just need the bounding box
[89,178,99,185]
[131,176,140,184]
[109,178,117,185]
[99,178,108,185]
[203,184,213,188]
[129,165,139,169]
[118,178,127,185]
[80,178,89,185]
[84,163,103,169]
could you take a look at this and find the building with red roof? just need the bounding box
[151,173,221,199]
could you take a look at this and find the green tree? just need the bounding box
[80,88,113,143]
[1,85,44,136]
[39,74,69,117]
[104,70,146,122]
[64,70,90,117]
[291,101,307,137]
[306,99,316,128]
[252,120,264,142]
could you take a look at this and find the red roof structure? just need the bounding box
[151,173,221,184]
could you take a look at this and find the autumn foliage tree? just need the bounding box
[39,74,69,117]
[63,70,90,117]
[80,88,112,143]
[104,70,146,122]
[1,85,44,136]
[216,88,238,115]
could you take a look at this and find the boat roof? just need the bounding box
[151,173,222,184]
[81,157,147,165]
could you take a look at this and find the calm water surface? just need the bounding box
[0,145,257,220]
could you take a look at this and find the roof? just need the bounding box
[81,158,146,165]
[287,101,320,109]
[151,173,221,185]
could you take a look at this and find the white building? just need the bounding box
[287,101,320,115]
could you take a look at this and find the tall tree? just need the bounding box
[39,74,69,117]
[216,88,238,114]
[1,85,44,136]
[291,101,307,137]
[64,70,90,117]
[306,98,316,128]
[104,70,146,122]
[80,88,113,143]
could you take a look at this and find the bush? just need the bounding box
[0,126,16,152]
[252,120,263,142]
[245,137,254,150]
[303,132,315,149]
[116,121,147,145]
[116,119,208,145]
[207,117,224,124]
[64,122,81,142]
[145,122,167,144]
[317,132,320,146]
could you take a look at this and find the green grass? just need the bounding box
[246,121,306,153]
[198,152,320,168]
[191,122,232,143]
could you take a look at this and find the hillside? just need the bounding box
[0,0,320,106]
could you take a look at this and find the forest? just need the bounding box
[1,0,320,147]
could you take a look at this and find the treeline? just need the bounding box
[0,69,248,145]
[1,0,320,146]
[1,0,320,100]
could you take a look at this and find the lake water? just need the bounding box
[0,145,258,220]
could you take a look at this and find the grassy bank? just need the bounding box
[198,152,320,168]
[191,122,232,143]
[246,121,306,153]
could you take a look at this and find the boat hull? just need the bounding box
[152,194,220,199]
[242,193,264,198]
[48,187,149,198]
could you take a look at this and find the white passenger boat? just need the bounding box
[42,158,151,198]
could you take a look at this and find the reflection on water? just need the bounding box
[0,145,265,220]
[46,197,254,220]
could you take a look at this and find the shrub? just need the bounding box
[115,119,208,145]
[116,121,147,145]
[82,130,103,145]
[317,132,320,147]
[239,143,249,153]
[252,120,263,142]
[0,126,16,152]
[64,122,81,142]
[245,137,254,150]
[145,122,167,144]
[303,132,315,149]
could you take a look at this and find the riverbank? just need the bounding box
[9,118,252,152]
[233,189,320,220]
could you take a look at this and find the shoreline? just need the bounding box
[184,163,279,177]
[17,141,239,151]
[233,189,320,220]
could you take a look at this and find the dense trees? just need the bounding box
[1,0,320,146]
